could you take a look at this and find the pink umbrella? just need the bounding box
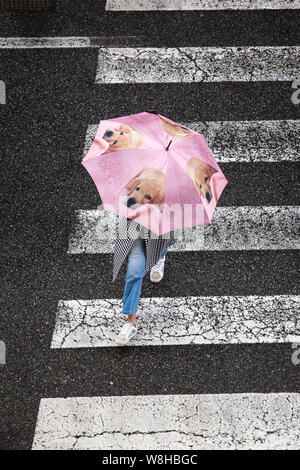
[82,111,228,236]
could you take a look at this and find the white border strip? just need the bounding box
[106,0,300,10]
[0,37,142,49]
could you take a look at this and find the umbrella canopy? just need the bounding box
[82,111,228,236]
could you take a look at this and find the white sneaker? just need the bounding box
[115,321,137,345]
[150,255,166,283]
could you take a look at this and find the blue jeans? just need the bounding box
[122,237,168,315]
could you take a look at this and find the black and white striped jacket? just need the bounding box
[112,216,177,282]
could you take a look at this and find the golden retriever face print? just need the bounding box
[186,157,217,203]
[102,123,144,153]
[158,115,193,139]
[125,168,166,211]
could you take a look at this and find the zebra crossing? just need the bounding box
[83,120,300,163]
[95,46,300,83]
[51,295,299,349]
[69,206,299,253]
[32,393,300,450]
[26,1,299,450]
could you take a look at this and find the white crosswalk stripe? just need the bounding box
[51,295,300,349]
[95,46,300,83]
[32,393,300,449]
[83,120,300,163]
[106,0,300,10]
[68,206,300,254]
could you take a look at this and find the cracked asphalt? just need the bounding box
[0,0,300,450]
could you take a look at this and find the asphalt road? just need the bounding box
[0,0,299,450]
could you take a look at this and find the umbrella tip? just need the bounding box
[146,110,159,115]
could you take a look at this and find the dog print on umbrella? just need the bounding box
[102,123,144,154]
[101,115,193,155]
[185,157,218,204]
[125,168,166,212]
[122,157,218,215]
[158,115,193,139]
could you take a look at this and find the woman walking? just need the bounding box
[112,216,177,345]
[81,111,228,346]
